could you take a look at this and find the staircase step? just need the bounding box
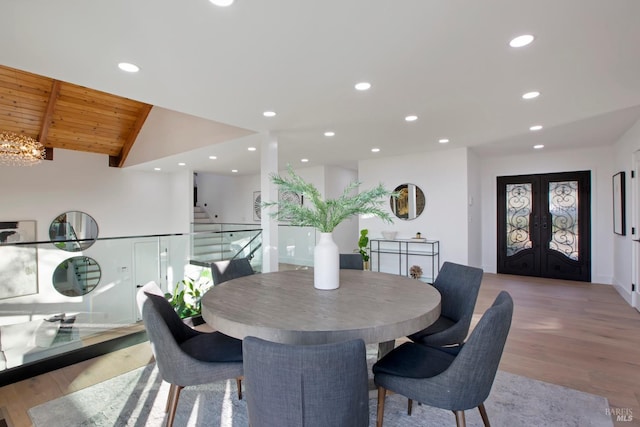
[191,251,235,261]
[193,207,211,223]
[193,244,228,252]
[193,223,221,232]
[192,240,229,248]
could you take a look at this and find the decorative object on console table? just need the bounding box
[370,239,440,283]
[266,165,395,290]
[612,171,625,235]
[381,230,397,240]
[410,265,423,279]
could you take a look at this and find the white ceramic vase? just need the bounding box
[314,232,340,290]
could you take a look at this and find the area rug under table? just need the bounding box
[29,362,613,427]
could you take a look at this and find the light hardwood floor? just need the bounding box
[0,273,638,426]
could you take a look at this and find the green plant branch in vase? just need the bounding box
[265,165,395,289]
[265,166,396,231]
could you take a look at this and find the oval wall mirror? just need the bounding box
[390,183,425,220]
[52,256,101,297]
[49,211,99,251]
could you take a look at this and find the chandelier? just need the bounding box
[0,131,45,166]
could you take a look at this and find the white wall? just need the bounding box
[467,149,482,267]
[324,166,359,253]
[478,145,614,284]
[358,148,470,267]
[198,173,259,223]
[0,149,190,324]
[612,117,640,300]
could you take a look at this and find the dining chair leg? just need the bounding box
[407,398,413,415]
[236,377,243,400]
[478,403,490,426]
[453,410,466,427]
[166,384,184,427]
[165,384,172,413]
[165,383,177,412]
[376,386,387,427]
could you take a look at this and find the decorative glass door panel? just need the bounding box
[506,183,533,256]
[548,181,579,261]
[497,172,590,282]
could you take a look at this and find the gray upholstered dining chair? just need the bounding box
[408,261,483,347]
[211,257,254,284]
[339,253,364,270]
[373,291,514,427]
[242,336,370,427]
[136,282,244,427]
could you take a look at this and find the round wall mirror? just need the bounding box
[52,256,101,297]
[49,211,99,251]
[390,183,425,220]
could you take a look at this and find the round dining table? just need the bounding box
[201,268,441,346]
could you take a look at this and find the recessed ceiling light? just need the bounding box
[324,131,335,137]
[371,148,380,153]
[355,82,372,91]
[263,111,276,117]
[522,91,540,100]
[154,167,161,171]
[509,34,535,48]
[248,147,257,151]
[533,144,545,149]
[405,115,418,122]
[529,125,543,131]
[178,162,186,166]
[209,155,217,160]
[231,169,238,173]
[209,0,234,6]
[439,138,449,144]
[118,62,140,73]
[301,158,309,163]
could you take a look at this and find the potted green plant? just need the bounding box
[165,278,202,319]
[358,229,370,270]
[165,268,213,325]
[266,166,395,289]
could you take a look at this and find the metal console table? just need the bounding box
[369,239,440,283]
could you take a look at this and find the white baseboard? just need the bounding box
[591,275,612,285]
[612,281,633,306]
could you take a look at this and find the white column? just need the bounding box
[261,132,279,272]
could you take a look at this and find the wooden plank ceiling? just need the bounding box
[0,65,152,167]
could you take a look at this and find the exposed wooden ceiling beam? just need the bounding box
[109,104,152,168]
[38,80,61,161]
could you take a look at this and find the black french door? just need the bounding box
[497,171,591,282]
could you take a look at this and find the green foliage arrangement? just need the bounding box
[165,268,213,319]
[358,229,370,262]
[165,279,202,319]
[266,166,396,232]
